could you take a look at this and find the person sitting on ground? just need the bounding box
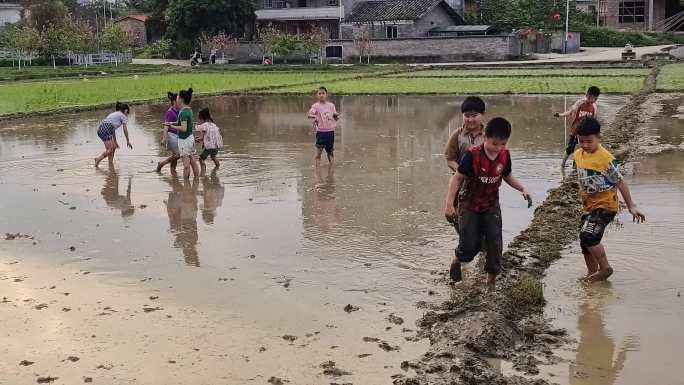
[573,116,645,283]
[444,117,530,288]
[555,86,601,172]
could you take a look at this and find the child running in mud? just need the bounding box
[195,107,223,173]
[444,96,486,231]
[444,118,530,288]
[95,102,133,167]
[157,92,180,173]
[165,88,200,179]
[573,117,645,283]
[307,86,339,167]
[555,86,601,172]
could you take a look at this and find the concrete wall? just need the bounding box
[330,35,520,62]
[0,5,22,26]
[232,34,520,63]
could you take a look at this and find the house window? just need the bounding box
[263,0,273,8]
[275,0,286,8]
[298,0,307,7]
[326,45,343,58]
[328,0,339,5]
[386,25,398,39]
[618,1,645,23]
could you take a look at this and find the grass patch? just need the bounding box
[271,76,644,95]
[0,71,377,115]
[511,275,545,307]
[0,64,170,82]
[657,63,684,91]
[389,68,650,78]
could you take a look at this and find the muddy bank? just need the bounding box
[394,67,661,385]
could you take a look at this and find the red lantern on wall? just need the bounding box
[567,32,573,39]
[552,13,561,21]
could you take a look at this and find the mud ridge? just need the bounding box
[393,66,661,385]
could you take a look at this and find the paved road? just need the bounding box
[133,45,675,67]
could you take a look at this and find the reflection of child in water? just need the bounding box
[100,165,135,217]
[164,176,199,266]
[312,167,341,232]
[201,169,224,224]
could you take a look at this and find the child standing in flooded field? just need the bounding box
[307,86,339,167]
[573,117,645,283]
[94,102,133,167]
[555,86,601,172]
[165,88,200,179]
[444,118,530,288]
[195,107,223,173]
[444,96,486,231]
[157,92,180,173]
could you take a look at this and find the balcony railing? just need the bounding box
[256,6,344,21]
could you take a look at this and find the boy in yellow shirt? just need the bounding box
[574,117,646,283]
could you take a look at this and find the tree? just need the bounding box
[40,23,68,69]
[165,0,255,41]
[1,23,42,69]
[29,0,68,31]
[300,25,327,64]
[353,24,372,64]
[62,19,97,66]
[199,31,238,61]
[480,0,573,31]
[100,23,133,65]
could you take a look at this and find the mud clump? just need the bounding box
[36,377,59,384]
[267,376,288,384]
[320,361,351,377]
[388,313,404,325]
[19,360,34,366]
[282,335,297,342]
[343,304,359,313]
[398,66,662,385]
[378,341,400,352]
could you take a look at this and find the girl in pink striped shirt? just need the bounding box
[195,108,223,173]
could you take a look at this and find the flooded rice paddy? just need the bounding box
[2,94,679,385]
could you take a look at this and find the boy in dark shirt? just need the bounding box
[444,118,530,287]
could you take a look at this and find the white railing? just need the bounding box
[256,6,344,20]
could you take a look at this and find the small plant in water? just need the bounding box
[511,275,545,307]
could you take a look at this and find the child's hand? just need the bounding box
[553,112,560,118]
[628,206,645,223]
[333,113,340,121]
[127,142,133,150]
[444,203,456,218]
[522,190,532,208]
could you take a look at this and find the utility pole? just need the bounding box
[596,0,600,27]
[648,0,654,31]
[564,0,570,54]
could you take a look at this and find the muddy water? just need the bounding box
[0,95,625,384]
[494,95,684,385]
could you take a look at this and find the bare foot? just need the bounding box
[95,157,101,167]
[586,267,614,283]
[156,163,162,173]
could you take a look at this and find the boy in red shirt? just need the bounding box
[444,118,530,287]
[555,86,601,172]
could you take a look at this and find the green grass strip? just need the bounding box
[388,68,650,78]
[268,76,645,95]
[656,63,684,91]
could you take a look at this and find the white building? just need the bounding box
[0,2,22,27]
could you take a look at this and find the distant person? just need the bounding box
[190,50,201,66]
[444,118,531,288]
[210,49,217,64]
[157,92,180,173]
[572,117,645,283]
[165,88,199,179]
[307,86,339,167]
[195,107,223,173]
[444,96,486,231]
[554,86,601,172]
[94,102,133,167]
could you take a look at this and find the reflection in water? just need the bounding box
[165,176,200,266]
[311,166,341,232]
[570,286,637,385]
[201,170,225,224]
[99,165,135,217]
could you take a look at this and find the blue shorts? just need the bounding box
[316,131,335,154]
[97,122,116,141]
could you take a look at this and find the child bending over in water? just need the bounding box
[195,107,223,173]
[95,102,132,167]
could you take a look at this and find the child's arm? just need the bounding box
[444,172,464,217]
[160,126,168,144]
[503,175,530,200]
[167,120,188,133]
[447,160,459,173]
[554,100,579,117]
[122,124,132,149]
[616,180,646,223]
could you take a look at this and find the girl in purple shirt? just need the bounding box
[156,92,180,173]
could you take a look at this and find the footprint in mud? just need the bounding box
[362,337,379,342]
[378,341,400,352]
[143,306,163,313]
[19,360,34,366]
[34,304,48,310]
[320,361,351,377]
[388,313,405,325]
[282,335,297,343]
[37,377,59,383]
[343,304,359,313]
[357,354,372,358]
[267,377,289,384]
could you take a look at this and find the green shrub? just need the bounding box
[578,26,684,47]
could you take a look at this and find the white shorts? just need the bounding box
[166,132,179,154]
[178,136,195,156]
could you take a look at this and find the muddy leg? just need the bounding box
[585,244,613,283]
[182,155,191,179]
[582,252,599,281]
[315,147,323,168]
[211,154,219,168]
[190,155,200,178]
[157,155,178,172]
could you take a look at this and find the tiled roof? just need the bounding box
[345,0,462,23]
[116,14,148,23]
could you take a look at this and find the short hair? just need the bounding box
[179,88,193,104]
[587,86,601,97]
[115,101,129,114]
[576,116,601,136]
[485,117,511,139]
[461,96,485,114]
[318,86,328,93]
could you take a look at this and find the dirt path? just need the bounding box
[393,67,661,385]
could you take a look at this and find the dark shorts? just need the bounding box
[456,206,502,275]
[579,209,617,253]
[565,135,578,156]
[97,122,116,142]
[200,148,218,161]
[316,131,335,154]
